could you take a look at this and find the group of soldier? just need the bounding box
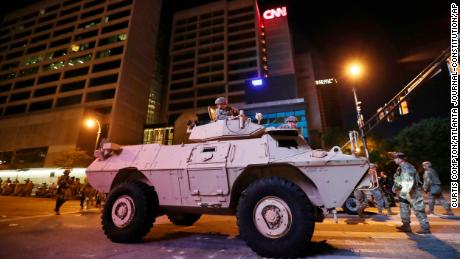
[355,152,454,235]
[0,178,35,196]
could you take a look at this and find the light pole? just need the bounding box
[347,63,369,158]
[85,118,102,151]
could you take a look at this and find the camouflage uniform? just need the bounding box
[394,161,430,231]
[54,172,71,215]
[423,167,452,214]
[216,107,236,120]
[354,189,367,217]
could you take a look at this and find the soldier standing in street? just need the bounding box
[215,97,238,120]
[54,169,71,215]
[390,152,431,234]
[422,161,454,216]
[368,164,393,215]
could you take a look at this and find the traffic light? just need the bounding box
[398,97,409,115]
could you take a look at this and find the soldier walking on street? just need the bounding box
[422,161,454,216]
[368,164,393,215]
[54,169,71,215]
[390,152,431,234]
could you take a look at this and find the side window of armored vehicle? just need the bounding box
[202,146,216,152]
[278,139,298,149]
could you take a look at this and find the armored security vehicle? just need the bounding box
[86,116,369,257]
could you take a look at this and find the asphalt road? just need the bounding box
[0,196,459,259]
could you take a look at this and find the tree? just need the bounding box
[52,148,93,168]
[393,117,450,184]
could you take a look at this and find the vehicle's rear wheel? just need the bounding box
[167,213,201,226]
[342,194,358,215]
[237,176,315,258]
[101,181,157,243]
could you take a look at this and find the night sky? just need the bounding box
[1,1,452,137]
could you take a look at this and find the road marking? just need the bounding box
[0,209,100,223]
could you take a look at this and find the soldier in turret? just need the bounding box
[422,161,454,216]
[278,116,299,129]
[390,152,430,234]
[215,97,238,120]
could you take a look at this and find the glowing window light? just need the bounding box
[251,79,263,86]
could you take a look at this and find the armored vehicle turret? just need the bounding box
[86,116,370,258]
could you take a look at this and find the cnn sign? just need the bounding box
[263,7,287,20]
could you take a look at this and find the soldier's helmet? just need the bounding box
[369,163,377,169]
[285,116,298,123]
[63,169,71,175]
[388,152,407,159]
[422,161,432,167]
[215,97,227,105]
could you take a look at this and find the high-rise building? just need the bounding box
[0,0,165,168]
[148,0,312,145]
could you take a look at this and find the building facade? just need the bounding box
[0,0,164,168]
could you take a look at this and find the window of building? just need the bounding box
[228,82,246,92]
[0,72,17,81]
[198,53,223,64]
[229,60,257,70]
[170,80,193,90]
[38,13,57,24]
[197,63,223,74]
[228,50,256,61]
[14,30,32,40]
[228,31,254,42]
[89,74,118,87]
[29,99,53,111]
[92,60,121,73]
[81,8,104,20]
[196,98,215,108]
[228,70,258,81]
[5,104,27,115]
[56,94,82,107]
[78,18,100,29]
[22,55,44,66]
[228,22,254,33]
[104,9,130,23]
[171,71,193,81]
[10,91,31,102]
[228,6,253,16]
[68,54,92,66]
[43,61,65,71]
[54,26,74,37]
[169,101,193,111]
[9,40,27,50]
[60,5,80,17]
[196,85,225,97]
[172,51,194,62]
[14,79,35,89]
[31,33,51,44]
[49,37,71,48]
[101,21,129,34]
[2,62,19,71]
[75,29,98,41]
[0,95,7,104]
[46,4,60,13]
[22,20,36,29]
[22,12,38,21]
[63,0,81,7]
[86,88,116,102]
[198,44,224,55]
[34,86,57,97]
[228,14,254,25]
[84,0,105,9]
[64,67,89,78]
[18,66,39,77]
[172,61,193,71]
[98,33,127,46]
[199,34,224,45]
[35,23,53,33]
[56,16,77,27]
[26,44,47,54]
[107,0,132,11]
[169,90,194,101]
[0,84,12,93]
[69,41,96,53]
[96,46,124,58]
[60,80,85,92]
[38,73,61,84]
[228,94,245,103]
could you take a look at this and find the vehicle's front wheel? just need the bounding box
[342,194,358,215]
[237,176,315,258]
[167,213,201,226]
[101,181,157,243]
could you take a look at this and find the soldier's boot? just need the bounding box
[396,223,412,232]
[387,207,393,215]
[357,207,365,218]
[415,228,431,234]
[54,208,60,215]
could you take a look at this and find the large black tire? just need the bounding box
[101,181,157,243]
[342,194,358,215]
[167,213,201,226]
[237,176,315,258]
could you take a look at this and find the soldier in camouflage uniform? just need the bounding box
[390,152,430,234]
[54,169,71,215]
[369,164,393,215]
[422,161,454,216]
[215,97,238,120]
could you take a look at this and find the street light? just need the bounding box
[347,62,369,158]
[85,118,101,151]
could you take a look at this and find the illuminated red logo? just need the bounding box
[263,7,287,20]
